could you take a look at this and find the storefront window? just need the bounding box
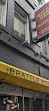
[24,97,29,111]
[0,0,7,26]
[33,98,42,111]
[0,96,19,111]
[0,86,45,111]
[18,96,23,111]
[45,100,49,111]
[0,96,10,111]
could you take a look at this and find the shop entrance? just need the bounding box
[0,96,29,111]
[0,96,49,111]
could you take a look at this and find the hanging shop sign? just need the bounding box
[0,61,49,93]
[35,2,49,41]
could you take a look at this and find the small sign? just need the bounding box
[35,2,49,41]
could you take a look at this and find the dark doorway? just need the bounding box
[33,98,42,111]
[45,100,49,111]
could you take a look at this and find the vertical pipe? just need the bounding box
[44,39,49,57]
[22,88,24,111]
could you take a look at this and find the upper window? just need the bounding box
[0,0,7,26]
[14,3,30,43]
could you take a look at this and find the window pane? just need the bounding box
[20,21,25,35]
[0,0,7,26]
[0,3,2,24]
[33,99,42,111]
[14,3,27,40]
[14,17,19,32]
[24,97,29,111]
[45,100,49,111]
[14,16,20,36]
[20,21,25,39]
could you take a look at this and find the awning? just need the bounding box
[0,61,49,93]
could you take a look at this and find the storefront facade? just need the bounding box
[0,83,49,111]
[0,61,49,111]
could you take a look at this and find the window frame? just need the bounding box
[14,2,30,43]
